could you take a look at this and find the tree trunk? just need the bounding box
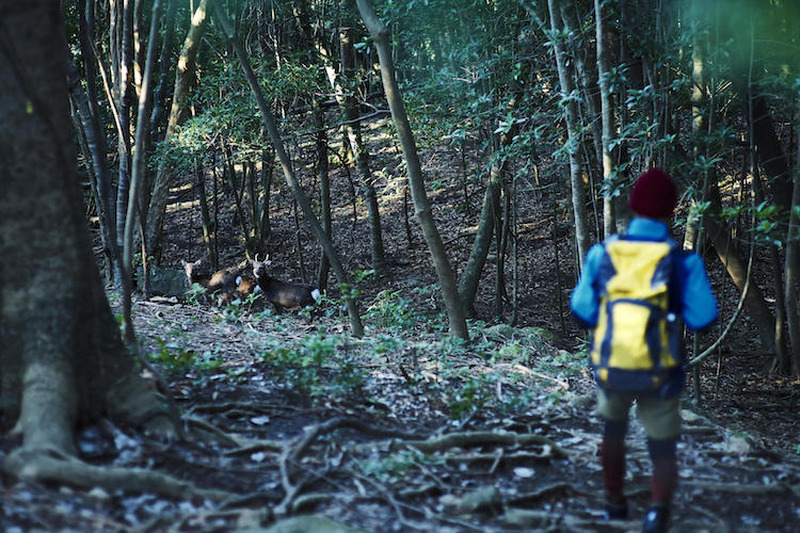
[114,0,134,264]
[0,0,173,476]
[547,0,590,269]
[458,95,518,316]
[196,161,217,266]
[751,94,793,211]
[356,0,469,341]
[562,2,603,239]
[785,138,800,374]
[704,195,777,355]
[71,0,119,281]
[458,157,501,316]
[149,0,179,145]
[120,0,161,341]
[335,28,388,279]
[314,102,332,291]
[67,58,117,281]
[259,148,274,250]
[594,0,618,238]
[145,0,210,262]
[212,2,365,337]
[682,8,708,251]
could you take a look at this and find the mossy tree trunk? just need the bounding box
[0,0,172,477]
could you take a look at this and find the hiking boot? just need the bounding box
[604,498,628,520]
[642,505,669,532]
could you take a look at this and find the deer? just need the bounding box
[182,258,260,305]
[249,254,321,313]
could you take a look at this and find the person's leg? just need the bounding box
[638,395,681,532]
[596,389,633,518]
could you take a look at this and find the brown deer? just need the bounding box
[249,254,321,313]
[182,259,260,305]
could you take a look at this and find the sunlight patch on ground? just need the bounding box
[166,199,200,212]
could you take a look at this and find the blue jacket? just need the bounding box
[570,218,718,395]
[571,218,718,332]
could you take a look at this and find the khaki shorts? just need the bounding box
[596,389,681,440]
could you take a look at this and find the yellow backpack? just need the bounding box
[590,236,681,392]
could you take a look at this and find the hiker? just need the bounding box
[570,167,718,532]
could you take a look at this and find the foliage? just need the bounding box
[150,338,222,375]
[355,447,440,484]
[254,328,365,401]
[365,289,425,331]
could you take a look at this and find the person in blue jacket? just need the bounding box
[570,168,717,533]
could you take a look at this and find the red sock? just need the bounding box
[602,436,626,502]
[648,437,678,506]
[651,456,677,505]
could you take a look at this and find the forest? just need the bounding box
[1,0,800,531]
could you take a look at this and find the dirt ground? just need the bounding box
[2,119,800,531]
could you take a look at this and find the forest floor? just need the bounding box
[3,119,800,531]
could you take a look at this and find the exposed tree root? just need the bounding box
[393,430,571,457]
[684,479,798,496]
[443,448,564,465]
[185,415,247,447]
[506,482,581,506]
[4,447,234,501]
[273,416,426,516]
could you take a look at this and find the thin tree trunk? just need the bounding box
[196,161,217,266]
[259,148,273,251]
[314,102,332,291]
[72,0,119,281]
[751,94,793,211]
[548,0,590,269]
[458,95,518,316]
[704,194,777,355]
[356,0,469,340]
[115,0,134,266]
[146,0,210,262]
[459,157,501,316]
[326,28,388,279]
[149,0,178,145]
[212,1,364,337]
[222,143,256,254]
[562,3,603,239]
[594,0,618,238]
[121,0,161,343]
[785,138,800,374]
[67,59,117,281]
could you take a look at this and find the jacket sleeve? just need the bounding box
[677,252,718,331]
[570,243,606,329]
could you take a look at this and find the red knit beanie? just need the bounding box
[629,168,677,218]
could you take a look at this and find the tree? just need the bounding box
[211,1,366,338]
[327,27,389,279]
[594,0,619,238]
[356,0,469,341]
[146,0,210,262]
[546,0,590,268]
[0,0,176,486]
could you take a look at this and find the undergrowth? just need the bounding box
[159,286,584,418]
